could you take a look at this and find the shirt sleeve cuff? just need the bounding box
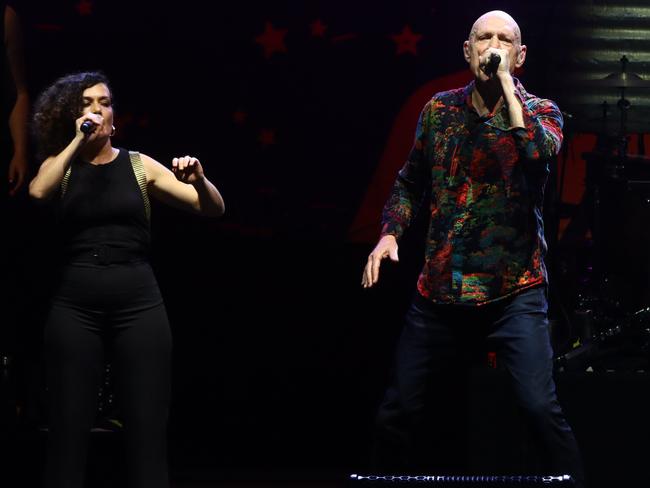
[380,224,403,241]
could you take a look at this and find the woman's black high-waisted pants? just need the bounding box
[43,261,171,488]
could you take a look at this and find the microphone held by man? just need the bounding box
[485,52,501,75]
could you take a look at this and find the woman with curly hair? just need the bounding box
[30,71,224,488]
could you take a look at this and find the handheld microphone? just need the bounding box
[80,120,95,134]
[486,52,501,75]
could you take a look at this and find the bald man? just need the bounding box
[363,11,583,485]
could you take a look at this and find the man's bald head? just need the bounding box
[463,10,527,81]
[468,10,521,45]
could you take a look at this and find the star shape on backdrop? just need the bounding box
[390,25,423,55]
[76,0,93,16]
[241,17,427,151]
[255,22,288,59]
[310,19,328,38]
[258,129,276,147]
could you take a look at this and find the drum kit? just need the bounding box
[553,56,650,372]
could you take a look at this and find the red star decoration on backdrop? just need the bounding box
[391,25,423,55]
[76,0,93,16]
[233,110,248,125]
[259,129,276,147]
[255,22,288,59]
[310,19,328,38]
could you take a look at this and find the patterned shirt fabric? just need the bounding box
[381,79,563,305]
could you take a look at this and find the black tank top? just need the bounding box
[59,148,150,259]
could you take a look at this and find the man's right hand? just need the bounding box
[362,234,399,288]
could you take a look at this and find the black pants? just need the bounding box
[373,287,584,486]
[43,261,171,488]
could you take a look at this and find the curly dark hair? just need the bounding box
[32,71,113,160]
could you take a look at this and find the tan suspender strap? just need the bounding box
[129,151,151,222]
[60,166,72,198]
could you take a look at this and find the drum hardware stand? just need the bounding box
[555,55,650,371]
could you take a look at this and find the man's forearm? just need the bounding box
[498,73,525,129]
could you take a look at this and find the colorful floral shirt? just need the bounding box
[381,79,563,305]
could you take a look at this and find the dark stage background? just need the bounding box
[2,1,650,487]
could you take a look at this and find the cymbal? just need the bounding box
[590,71,650,88]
